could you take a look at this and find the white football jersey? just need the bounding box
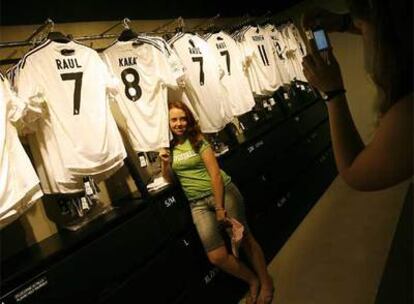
[140,36,186,81]
[238,26,284,96]
[263,24,292,84]
[169,33,232,133]
[205,31,255,116]
[0,75,42,226]
[281,23,307,82]
[102,37,183,152]
[15,40,126,176]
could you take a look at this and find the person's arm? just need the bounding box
[159,148,173,183]
[302,42,413,191]
[328,94,413,190]
[301,8,361,35]
[200,144,226,221]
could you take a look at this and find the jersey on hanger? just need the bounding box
[237,26,284,96]
[102,37,183,152]
[0,75,42,227]
[169,33,232,133]
[205,31,255,116]
[15,40,126,179]
[263,24,292,84]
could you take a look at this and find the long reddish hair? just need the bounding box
[168,101,203,153]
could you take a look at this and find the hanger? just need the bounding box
[118,28,139,41]
[47,31,71,43]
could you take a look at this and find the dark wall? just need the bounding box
[1,0,304,25]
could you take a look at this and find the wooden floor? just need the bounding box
[240,176,410,304]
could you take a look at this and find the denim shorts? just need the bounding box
[189,182,250,252]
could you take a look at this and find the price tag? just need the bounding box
[269,98,276,106]
[81,197,90,211]
[84,180,93,196]
[138,153,147,167]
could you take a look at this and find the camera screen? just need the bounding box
[313,29,329,51]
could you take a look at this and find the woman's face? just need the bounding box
[169,107,188,137]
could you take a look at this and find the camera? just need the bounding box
[312,28,330,51]
[305,27,330,51]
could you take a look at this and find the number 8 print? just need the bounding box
[121,67,142,101]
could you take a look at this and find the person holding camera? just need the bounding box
[301,0,412,191]
[160,100,274,304]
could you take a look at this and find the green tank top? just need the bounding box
[171,139,231,201]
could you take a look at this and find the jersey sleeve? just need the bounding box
[96,54,120,97]
[15,57,41,101]
[9,65,46,134]
[237,40,254,69]
[156,49,182,89]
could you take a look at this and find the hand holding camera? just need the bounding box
[301,14,345,99]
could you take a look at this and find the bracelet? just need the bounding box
[323,88,346,102]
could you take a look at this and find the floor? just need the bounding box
[240,176,410,304]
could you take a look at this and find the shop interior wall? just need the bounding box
[0,0,387,253]
[0,17,240,251]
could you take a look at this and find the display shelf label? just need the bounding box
[204,267,219,285]
[1,274,48,303]
[163,196,177,208]
[247,140,265,154]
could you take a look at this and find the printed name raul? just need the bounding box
[252,35,265,42]
[215,42,227,50]
[188,47,202,55]
[55,58,82,70]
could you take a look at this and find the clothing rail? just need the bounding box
[192,14,220,30]
[99,18,131,36]
[26,18,54,43]
[0,28,176,66]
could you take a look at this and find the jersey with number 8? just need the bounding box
[102,38,183,152]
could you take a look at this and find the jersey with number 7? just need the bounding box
[16,40,126,175]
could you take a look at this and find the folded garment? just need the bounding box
[226,217,245,257]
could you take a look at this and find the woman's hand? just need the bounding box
[302,44,344,93]
[215,208,227,224]
[159,148,170,164]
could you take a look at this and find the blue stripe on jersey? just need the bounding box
[203,33,213,40]
[20,40,52,69]
[168,32,185,47]
[101,39,119,52]
[145,37,172,56]
[133,37,163,53]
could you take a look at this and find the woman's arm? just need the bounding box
[200,145,226,221]
[329,94,413,191]
[159,148,173,183]
[302,43,413,191]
